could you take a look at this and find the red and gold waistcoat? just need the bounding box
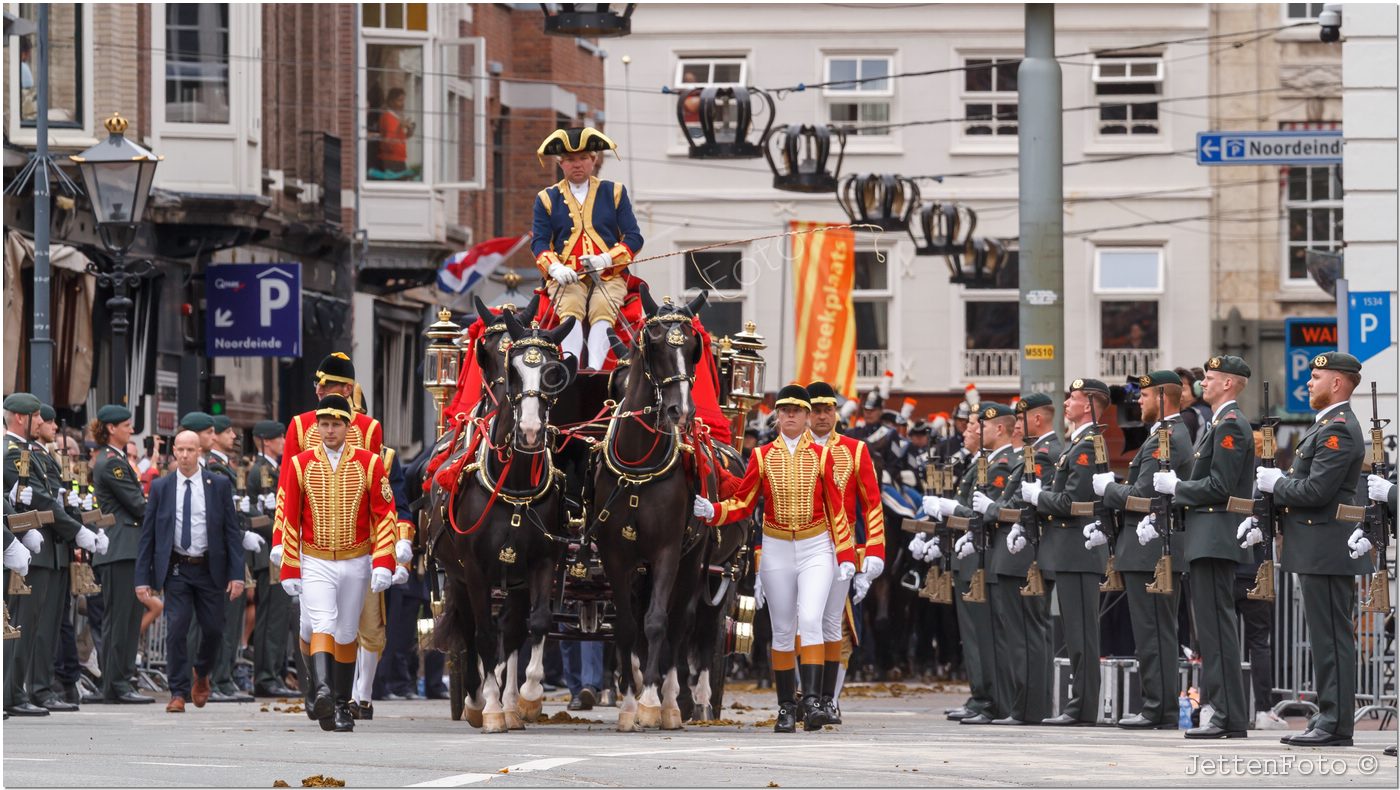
[818,432,886,562]
[276,445,397,579]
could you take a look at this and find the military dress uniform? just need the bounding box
[1100,372,1194,729]
[245,421,294,697]
[1267,352,1369,747]
[1156,356,1254,738]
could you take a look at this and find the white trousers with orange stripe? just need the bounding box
[760,532,836,660]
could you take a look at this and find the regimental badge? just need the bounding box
[1324,435,1340,450]
[983,407,996,420]
[1208,357,1222,370]
[381,476,394,502]
[1139,375,1152,387]
[1076,453,1089,466]
[113,466,125,479]
[498,335,510,353]
[993,475,1005,488]
[666,326,685,347]
[1314,354,1328,368]
[1072,378,1084,390]
[1015,400,1027,414]
[1220,435,1236,451]
[524,347,543,365]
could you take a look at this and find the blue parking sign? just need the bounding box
[206,263,303,357]
[1347,291,1392,364]
[1283,318,1336,414]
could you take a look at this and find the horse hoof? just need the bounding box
[482,711,508,733]
[505,710,525,730]
[887,667,904,682]
[637,704,662,729]
[617,710,640,733]
[661,707,684,730]
[464,707,484,729]
[518,697,543,723]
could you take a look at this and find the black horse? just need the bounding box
[594,286,709,731]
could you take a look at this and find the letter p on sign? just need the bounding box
[261,277,290,327]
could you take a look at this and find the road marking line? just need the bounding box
[408,757,588,787]
[505,757,588,772]
[406,772,496,787]
[593,742,871,757]
[130,761,239,768]
[4,757,57,762]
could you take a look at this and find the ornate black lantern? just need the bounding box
[540,3,635,37]
[676,86,774,159]
[763,124,846,193]
[911,201,1009,286]
[836,174,919,232]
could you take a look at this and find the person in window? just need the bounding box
[375,87,416,178]
[532,127,643,369]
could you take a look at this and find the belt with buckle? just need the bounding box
[173,553,207,565]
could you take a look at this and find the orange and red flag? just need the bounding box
[791,221,857,399]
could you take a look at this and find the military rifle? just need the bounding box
[1226,381,1279,602]
[1012,405,1046,597]
[951,417,989,604]
[1361,382,1392,614]
[235,460,272,531]
[1071,395,1123,591]
[1128,386,1177,595]
[907,444,953,603]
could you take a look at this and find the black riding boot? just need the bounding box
[800,664,829,731]
[330,658,355,732]
[774,668,797,733]
[821,660,841,724]
[309,652,335,728]
[296,647,316,721]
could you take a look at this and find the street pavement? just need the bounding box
[3,682,1396,787]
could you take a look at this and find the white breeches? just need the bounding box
[760,532,836,653]
[298,554,371,645]
[822,574,851,644]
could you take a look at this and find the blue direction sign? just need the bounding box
[1196,130,1343,166]
[206,263,303,357]
[1283,317,1337,413]
[1348,291,1393,363]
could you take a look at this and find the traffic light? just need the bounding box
[208,374,226,416]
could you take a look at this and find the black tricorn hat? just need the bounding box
[537,127,619,166]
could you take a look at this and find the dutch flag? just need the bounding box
[437,234,531,295]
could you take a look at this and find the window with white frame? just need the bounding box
[165,3,230,124]
[1093,54,1162,136]
[683,248,745,340]
[824,55,892,137]
[1093,247,1163,375]
[676,56,748,141]
[1285,3,1327,19]
[1283,164,1342,282]
[9,3,84,129]
[365,43,424,181]
[853,250,891,377]
[962,55,1019,138]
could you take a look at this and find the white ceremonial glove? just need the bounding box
[1238,517,1263,549]
[93,529,110,555]
[66,489,81,509]
[237,495,252,513]
[921,495,942,520]
[74,526,98,553]
[693,496,716,521]
[581,253,612,273]
[1136,514,1159,546]
[937,498,961,519]
[1092,472,1116,497]
[971,491,995,515]
[281,578,302,597]
[926,535,943,561]
[1255,467,1284,494]
[1368,474,1395,503]
[3,539,31,575]
[9,483,32,507]
[392,565,410,586]
[1347,527,1373,560]
[851,573,872,604]
[548,262,579,286]
[954,533,976,560]
[1152,470,1178,496]
[19,529,43,554]
[268,545,284,567]
[1006,524,1027,555]
[1020,479,1043,507]
[1082,521,1107,550]
[395,538,414,565]
[259,492,277,511]
[370,566,393,594]
[837,561,856,582]
[909,532,930,561]
[242,531,265,552]
[862,555,885,580]
[81,493,95,511]
[752,574,765,610]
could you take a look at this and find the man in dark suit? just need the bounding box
[135,430,245,713]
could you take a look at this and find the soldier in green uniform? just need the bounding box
[246,419,295,697]
[88,404,155,704]
[1022,378,1110,726]
[1252,351,1368,747]
[1152,355,1254,739]
[4,393,102,717]
[1095,371,1193,729]
[201,415,260,702]
[989,393,1060,725]
[5,499,37,720]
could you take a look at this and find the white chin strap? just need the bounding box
[562,320,584,365]
[586,320,613,370]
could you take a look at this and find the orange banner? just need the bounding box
[791,221,857,399]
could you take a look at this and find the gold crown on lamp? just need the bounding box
[103,112,129,135]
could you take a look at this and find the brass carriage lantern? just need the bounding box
[423,308,464,439]
[724,322,767,448]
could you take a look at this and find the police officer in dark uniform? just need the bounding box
[1253,352,1368,747]
[1152,355,1254,739]
[245,420,295,698]
[1096,371,1193,729]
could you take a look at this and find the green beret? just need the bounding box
[1310,351,1362,374]
[774,384,811,410]
[1136,370,1182,390]
[1069,377,1111,397]
[1016,393,1054,412]
[1204,355,1251,378]
[38,404,56,422]
[212,415,232,433]
[96,404,132,424]
[253,420,284,439]
[180,411,215,432]
[979,402,1016,420]
[3,392,41,415]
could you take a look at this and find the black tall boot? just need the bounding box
[309,652,335,729]
[820,661,841,725]
[800,664,829,731]
[773,668,797,733]
[331,658,355,732]
[296,647,316,721]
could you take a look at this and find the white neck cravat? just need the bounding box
[324,444,344,470]
[781,433,802,454]
[569,180,589,204]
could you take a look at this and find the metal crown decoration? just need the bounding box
[677,86,775,159]
[763,124,847,193]
[836,174,920,232]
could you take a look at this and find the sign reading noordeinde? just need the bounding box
[1196,130,1343,166]
[205,263,303,357]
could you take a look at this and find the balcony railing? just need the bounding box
[963,349,1019,380]
[1100,348,1160,379]
[856,349,890,380]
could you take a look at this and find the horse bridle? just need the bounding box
[636,310,698,403]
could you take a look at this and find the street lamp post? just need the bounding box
[70,112,161,405]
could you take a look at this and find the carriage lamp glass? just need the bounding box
[70,113,162,249]
[424,309,464,437]
[727,321,767,402]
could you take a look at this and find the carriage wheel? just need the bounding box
[449,649,467,721]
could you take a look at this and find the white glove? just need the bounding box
[93,529,110,555]
[851,573,872,604]
[1136,514,1159,546]
[909,532,930,561]
[1020,479,1043,507]
[1368,474,1395,503]
[692,496,715,521]
[281,578,302,597]
[66,489,81,509]
[242,531,265,552]
[548,262,579,285]
[19,529,43,554]
[392,565,410,586]
[81,493,95,511]
[753,574,765,609]
[395,538,414,565]
[3,539,31,575]
[237,495,252,513]
[1082,521,1107,550]
[926,535,943,561]
[954,533,976,560]
[936,498,960,519]
[921,495,942,520]
[1006,524,1027,555]
[1152,470,1178,496]
[1238,516,1263,549]
[74,526,97,553]
[1256,467,1284,494]
[1092,472,1115,497]
[581,253,612,273]
[259,492,277,511]
[9,483,32,507]
[1347,527,1373,560]
[862,555,885,579]
[837,561,856,582]
[971,491,995,515]
[370,566,393,593]
[269,544,284,567]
